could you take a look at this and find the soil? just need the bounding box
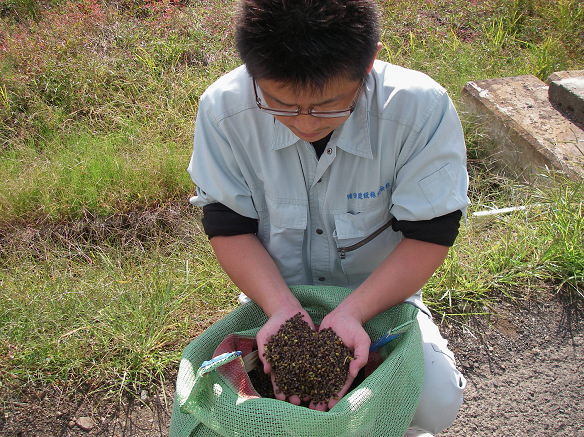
[248,367,275,399]
[440,294,583,436]
[1,294,582,436]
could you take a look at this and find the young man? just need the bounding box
[188,0,468,434]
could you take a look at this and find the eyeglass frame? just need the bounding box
[252,78,364,118]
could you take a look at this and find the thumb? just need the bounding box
[257,342,272,374]
[349,343,369,379]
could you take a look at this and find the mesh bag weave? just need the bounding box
[169,285,423,437]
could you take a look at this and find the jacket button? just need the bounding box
[316,228,323,235]
[326,148,332,155]
[318,277,326,282]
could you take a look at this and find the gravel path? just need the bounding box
[442,296,583,436]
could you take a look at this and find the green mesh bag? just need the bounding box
[169,285,423,437]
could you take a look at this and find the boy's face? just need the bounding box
[255,77,363,143]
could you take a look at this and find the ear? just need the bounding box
[366,42,383,73]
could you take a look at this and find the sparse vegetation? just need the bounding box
[0,0,582,397]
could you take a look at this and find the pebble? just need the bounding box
[141,389,149,401]
[76,416,96,431]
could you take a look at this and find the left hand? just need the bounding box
[310,307,371,411]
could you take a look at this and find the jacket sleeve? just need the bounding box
[187,92,259,220]
[389,87,469,222]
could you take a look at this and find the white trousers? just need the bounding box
[408,303,466,434]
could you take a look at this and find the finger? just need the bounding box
[301,312,316,330]
[327,398,339,409]
[288,395,301,405]
[309,401,328,411]
[328,373,356,409]
[257,342,272,374]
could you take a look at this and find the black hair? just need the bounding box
[235,0,380,90]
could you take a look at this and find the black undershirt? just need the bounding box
[390,210,462,246]
[201,133,463,247]
[311,131,333,159]
[202,202,259,237]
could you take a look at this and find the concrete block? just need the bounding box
[548,76,584,126]
[461,75,584,182]
[547,70,584,83]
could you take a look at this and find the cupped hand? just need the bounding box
[309,308,371,411]
[256,304,315,405]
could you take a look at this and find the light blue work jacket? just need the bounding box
[189,61,469,304]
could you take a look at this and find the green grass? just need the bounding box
[0,0,582,396]
[0,217,239,394]
[426,175,583,316]
[0,0,239,221]
[0,125,192,219]
[379,0,583,98]
[1,175,581,392]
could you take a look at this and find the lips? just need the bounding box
[295,129,325,140]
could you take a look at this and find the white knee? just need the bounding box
[238,292,251,304]
[410,311,466,434]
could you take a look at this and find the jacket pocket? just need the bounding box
[262,201,308,284]
[333,207,401,277]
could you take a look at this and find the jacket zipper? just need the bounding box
[337,219,393,259]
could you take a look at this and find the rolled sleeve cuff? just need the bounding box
[391,210,462,246]
[202,202,258,238]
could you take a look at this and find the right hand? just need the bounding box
[256,304,315,405]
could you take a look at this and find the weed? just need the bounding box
[535,178,584,297]
[2,0,581,219]
[528,37,567,80]
[483,13,524,50]
[426,175,583,316]
[0,85,9,110]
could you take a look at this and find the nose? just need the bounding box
[292,114,322,132]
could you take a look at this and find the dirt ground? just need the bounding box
[1,294,582,437]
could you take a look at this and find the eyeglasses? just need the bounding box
[253,78,363,118]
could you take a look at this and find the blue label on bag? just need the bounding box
[200,351,242,370]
